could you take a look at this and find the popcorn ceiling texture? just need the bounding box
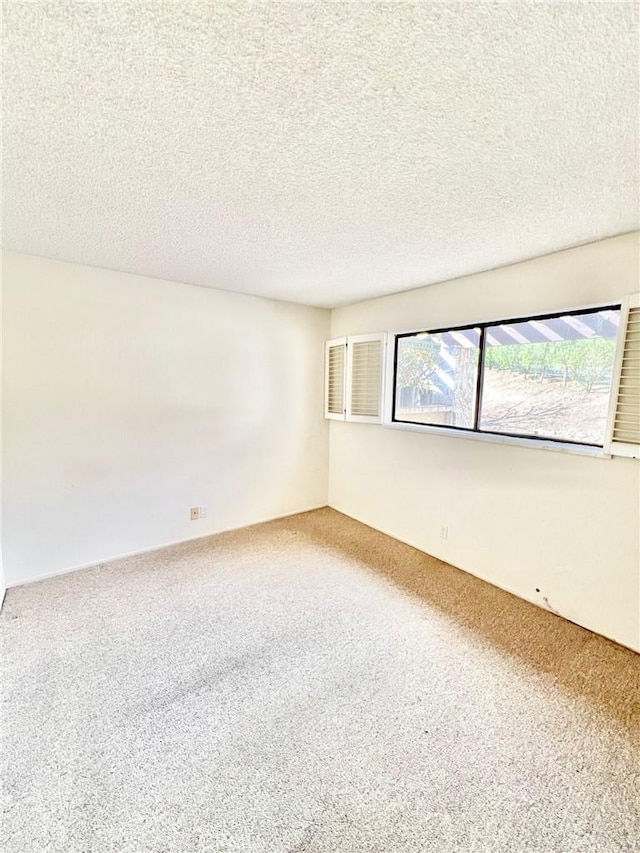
[3,1,639,307]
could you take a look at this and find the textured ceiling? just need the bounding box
[3,2,639,308]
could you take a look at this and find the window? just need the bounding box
[394,328,481,429]
[392,305,622,448]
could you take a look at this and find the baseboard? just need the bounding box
[327,504,640,656]
[7,504,329,589]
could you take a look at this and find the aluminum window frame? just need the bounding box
[389,302,623,450]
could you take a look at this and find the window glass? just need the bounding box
[478,309,621,445]
[395,328,481,428]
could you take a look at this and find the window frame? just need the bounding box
[387,301,623,452]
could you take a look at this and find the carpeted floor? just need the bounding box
[1,508,639,853]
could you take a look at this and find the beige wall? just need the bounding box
[2,253,330,586]
[329,233,640,651]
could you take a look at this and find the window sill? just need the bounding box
[381,420,611,458]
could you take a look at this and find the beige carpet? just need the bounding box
[1,508,639,853]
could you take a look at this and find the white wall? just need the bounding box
[4,238,639,650]
[2,253,330,586]
[0,268,4,606]
[330,233,640,652]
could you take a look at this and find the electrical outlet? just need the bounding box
[440,526,449,540]
[200,505,208,518]
[190,507,200,521]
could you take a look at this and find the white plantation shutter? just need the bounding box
[610,294,640,458]
[324,334,386,422]
[325,338,347,419]
[346,333,386,423]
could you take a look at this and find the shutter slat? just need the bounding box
[325,341,346,417]
[349,339,382,418]
[327,334,385,422]
[611,305,640,451]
